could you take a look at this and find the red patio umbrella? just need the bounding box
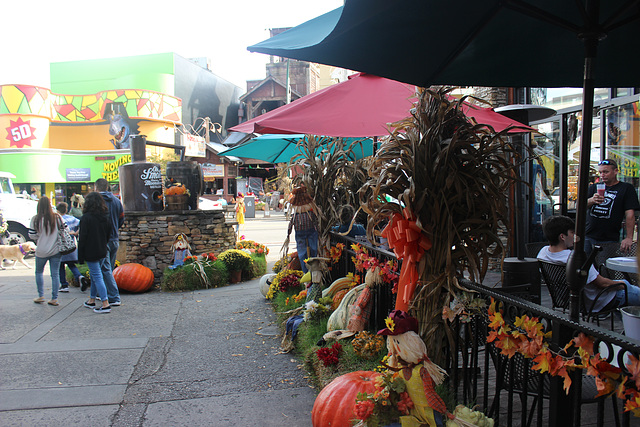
[231,73,532,137]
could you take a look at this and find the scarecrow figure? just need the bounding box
[378,310,449,427]
[170,233,192,269]
[285,186,318,274]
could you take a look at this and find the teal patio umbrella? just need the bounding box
[218,134,373,164]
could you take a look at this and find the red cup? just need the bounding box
[597,184,605,197]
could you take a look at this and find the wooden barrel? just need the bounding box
[165,194,189,211]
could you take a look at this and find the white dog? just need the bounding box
[0,242,37,269]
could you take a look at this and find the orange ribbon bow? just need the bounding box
[381,208,432,311]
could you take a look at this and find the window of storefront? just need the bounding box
[605,101,640,186]
[227,178,237,198]
[530,87,610,111]
[530,95,640,221]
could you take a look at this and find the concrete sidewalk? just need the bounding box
[0,258,314,426]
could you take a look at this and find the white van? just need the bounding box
[0,172,38,244]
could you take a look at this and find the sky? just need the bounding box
[1,0,344,90]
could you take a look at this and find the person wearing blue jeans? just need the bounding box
[78,192,112,313]
[85,260,109,309]
[95,178,124,306]
[56,202,82,292]
[100,240,120,305]
[35,253,62,303]
[29,196,64,306]
[287,186,318,274]
[295,228,319,274]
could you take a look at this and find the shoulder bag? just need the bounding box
[57,217,77,255]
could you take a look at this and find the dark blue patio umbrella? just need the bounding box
[247,0,640,323]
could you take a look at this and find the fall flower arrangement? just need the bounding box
[272,258,285,273]
[285,289,308,306]
[351,331,386,359]
[354,371,414,427]
[266,269,303,299]
[236,239,270,256]
[316,342,342,367]
[218,249,252,272]
[302,298,332,322]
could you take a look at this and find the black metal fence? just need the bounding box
[328,232,640,427]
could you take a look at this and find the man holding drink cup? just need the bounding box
[585,158,640,255]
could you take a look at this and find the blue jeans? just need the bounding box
[295,228,318,273]
[609,280,640,308]
[87,260,108,302]
[35,253,62,299]
[59,261,81,286]
[100,240,120,303]
[584,237,617,256]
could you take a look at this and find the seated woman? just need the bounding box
[332,205,366,238]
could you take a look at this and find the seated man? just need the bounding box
[537,215,640,313]
[332,205,366,238]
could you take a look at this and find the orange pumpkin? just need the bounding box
[311,370,380,426]
[113,263,154,293]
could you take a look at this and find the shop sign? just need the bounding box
[66,168,91,181]
[5,117,37,148]
[182,133,206,158]
[202,164,224,181]
[101,154,131,181]
[140,165,163,189]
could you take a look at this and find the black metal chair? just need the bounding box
[596,242,638,286]
[486,338,619,427]
[525,242,548,259]
[538,260,627,329]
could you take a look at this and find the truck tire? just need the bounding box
[7,223,32,245]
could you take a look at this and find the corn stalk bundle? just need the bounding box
[360,87,521,366]
[283,135,368,258]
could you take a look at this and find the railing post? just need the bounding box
[549,321,577,426]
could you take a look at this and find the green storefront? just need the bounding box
[0,149,131,204]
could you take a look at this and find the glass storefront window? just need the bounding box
[605,101,640,186]
[532,120,562,210]
[530,87,610,111]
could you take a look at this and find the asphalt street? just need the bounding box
[0,211,313,427]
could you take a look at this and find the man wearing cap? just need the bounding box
[585,158,640,255]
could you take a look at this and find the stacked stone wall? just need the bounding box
[118,210,237,283]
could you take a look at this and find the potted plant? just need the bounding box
[219,249,253,283]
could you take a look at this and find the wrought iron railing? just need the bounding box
[328,232,640,426]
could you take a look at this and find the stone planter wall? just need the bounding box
[118,210,237,283]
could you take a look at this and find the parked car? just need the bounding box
[0,172,37,244]
[198,197,223,210]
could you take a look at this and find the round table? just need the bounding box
[605,257,638,274]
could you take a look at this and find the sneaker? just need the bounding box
[59,286,70,293]
[83,300,96,308]
[109,301,121,307]
[33,296,45,303]
[48,299,59,306]
[80,277,90,292]
[93,305,111,313]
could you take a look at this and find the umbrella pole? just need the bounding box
[566,35,599,323]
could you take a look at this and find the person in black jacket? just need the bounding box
[78,192,112,313]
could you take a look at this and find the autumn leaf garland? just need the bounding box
[482,298,640,416]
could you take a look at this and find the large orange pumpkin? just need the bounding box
[311,370,380,426]
[113,263,154,293]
